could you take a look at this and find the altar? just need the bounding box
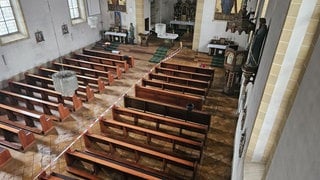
[104,31,127,44]
[170,20,195,32]
[157,33,179,47]
[207,39,238,56]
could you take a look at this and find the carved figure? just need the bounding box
[128,23,135,44]
[246,18,268,67]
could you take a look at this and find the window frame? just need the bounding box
[0,0,19,36]
[0,0,28,45]
[67,0,87,25]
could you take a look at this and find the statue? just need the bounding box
[128,23,135,44]
[246,18,268,67]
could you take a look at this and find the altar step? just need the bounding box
[211,55,224,68]
[149,47,169,63]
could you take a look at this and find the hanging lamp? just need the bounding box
[52,70,78,97]
[46,0,78,97]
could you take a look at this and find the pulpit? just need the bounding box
[208,38,238,67]
[223,48,247,95]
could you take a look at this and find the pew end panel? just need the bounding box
[0,147,12,167]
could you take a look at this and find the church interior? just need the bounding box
[0,0,320,180]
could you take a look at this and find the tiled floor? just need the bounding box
[0,34,238,179]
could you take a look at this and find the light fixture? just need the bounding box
[46,0,78,97]
[52,70,78,97]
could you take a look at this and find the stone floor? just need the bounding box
[0,33,238,179]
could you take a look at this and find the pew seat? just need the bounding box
[9,81,83,111]
[63,57,122,79]
[37,171,78,180]
[0,103,54,135]
[24,72,94,102]
[0,89,70,121]
[149,72,210,89]
[99,118,204,161]
[39,67,106,93]
[135,85,204,111]
[83,132,197,179]
[124,95,211,129]
[142,78,208,97]
[73,52,129,72]
[160,62,215,78]
[83,48,134,67]
[64,148,162,180]
[0,122,35,151]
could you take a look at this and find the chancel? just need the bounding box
[0,0,319,180]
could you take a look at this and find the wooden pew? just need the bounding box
[51,62,114,85]
[83,132,197,179]
[160,62,215,77]
[64,148,162,180]
[0,122,35,151]
[112,106,207,142]
[154,66,212,83]
[141,78,207,97]
[0,103,54,135]
[135,84,204,111]
[0,89,70,121]
[9,81,82,111]
[83,48,134,67]
[24,72,94,102]
[63,57,122,79]
[0,147,12,167]
[39,67,106,93]
[37,171,78,180]
[99,118,204,161]
[149,72,210,89]
[73,52,129,72]
[124,95,211,129]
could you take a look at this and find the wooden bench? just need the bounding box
[124,95,211,129]
[39,67,106,93]
[99,118,204,161]
[112,105,208,142]
[9,81,82,111]
[149,72,210,89]
[0,147,11,167]
[83,132,197,179]
[135,84,204,111]
[154,66,212,83]
[52,62,114,85]
[83,48,134,67]
[0,122,35,151]
[73,52,129,73]
[0,89,70,121]
[37,171,78,180]
[63,57,122,79]
[141,78,208,97]
[24,72,94,102]
[0,103,54,135]
[160,62,215,78]
[64,148,162,180]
